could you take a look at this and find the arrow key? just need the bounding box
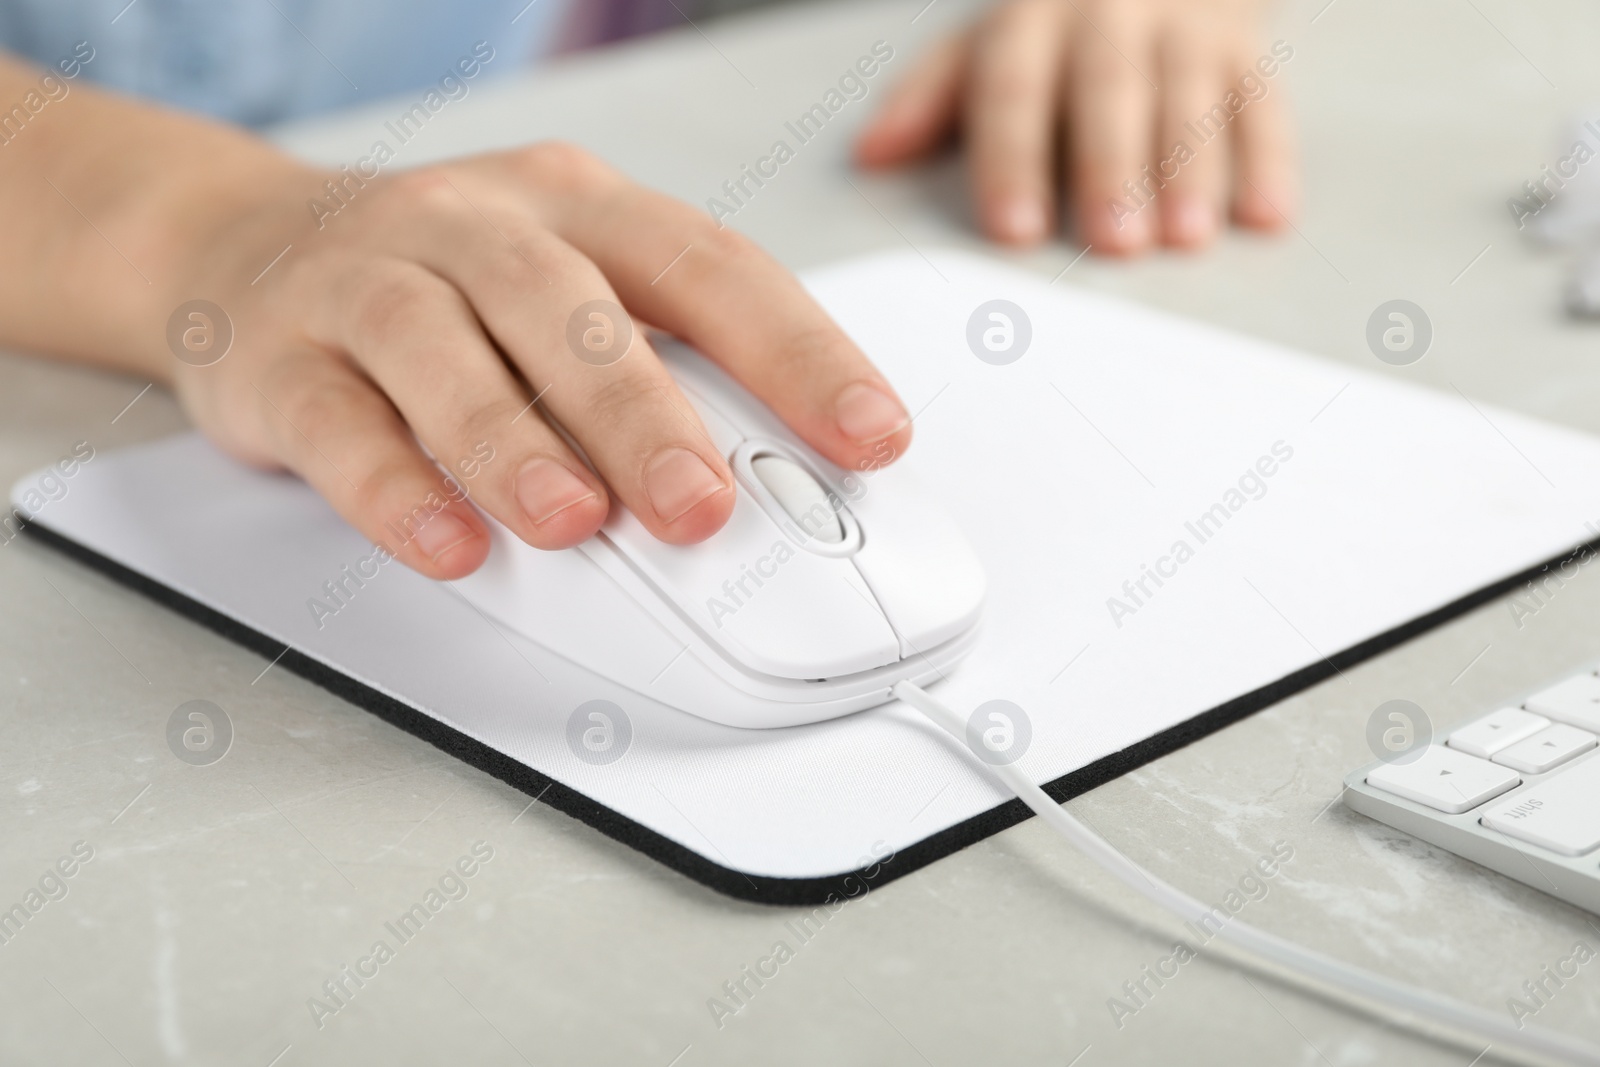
[1448,707,1549,757]
[1493,723,1598,774]
[1367,745,1521,813]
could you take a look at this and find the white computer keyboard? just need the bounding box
[1344,670,1600,913]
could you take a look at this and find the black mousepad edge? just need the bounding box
[19,518,1586,907]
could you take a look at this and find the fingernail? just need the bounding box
[515,457,597,525]
[412,509,477,561]
[997,197,1047,243]
[1169,196,1215,246]
[644,448,727,524]
[1241,182,1293,229]
[1100,200,1151,251]
[835,381,910,444]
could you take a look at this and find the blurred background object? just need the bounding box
[0,0,801,126]
[1514,107,1600,318]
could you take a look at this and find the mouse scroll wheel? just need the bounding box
[750,454,845,543]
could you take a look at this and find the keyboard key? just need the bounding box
[1481,754,1600,855]
[1525,673,1600,732]
[1366,746,1521,814]
[1447,708,1550,757]
[1493,723,1598,774]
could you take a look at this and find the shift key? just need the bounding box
[1481,755,1600,856]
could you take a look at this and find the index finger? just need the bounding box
[532,174,914,474]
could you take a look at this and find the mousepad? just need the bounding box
[15,249,1600,905]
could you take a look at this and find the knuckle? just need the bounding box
[694,215,761,265]
[270,377,372,463]
[349,266,445,347]
[515,140,619,191]
[489,220,580,282]
[586,372,669,431]
[356,457,430,523]
[761,324,850,388]
[456,400,527,455]
[1160,14,1216,59]
[383,168,464,215]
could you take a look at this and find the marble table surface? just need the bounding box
[5,0,1600,1063]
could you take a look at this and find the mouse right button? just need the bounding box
[847,464,986,657]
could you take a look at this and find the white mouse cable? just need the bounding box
[891,680,1600,1067]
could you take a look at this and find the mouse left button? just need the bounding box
[603,489,900,679]
[674,381,745,458]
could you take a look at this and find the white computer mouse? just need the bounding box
[453,341,985,728]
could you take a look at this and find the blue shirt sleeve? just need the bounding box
[0,0,570,126]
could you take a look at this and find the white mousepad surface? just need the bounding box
[14,250,1600,903]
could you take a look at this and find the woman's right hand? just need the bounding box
[146,144,917,579]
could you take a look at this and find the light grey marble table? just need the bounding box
[6,0,1600,1064]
